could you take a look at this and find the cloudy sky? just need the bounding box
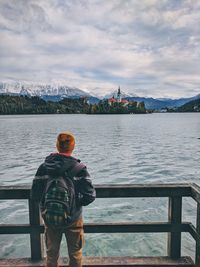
[0,0,200,98]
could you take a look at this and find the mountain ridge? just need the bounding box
[0,82,199,109]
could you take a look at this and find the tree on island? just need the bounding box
[0,95,90,115]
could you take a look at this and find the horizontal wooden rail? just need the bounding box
[0,222,192,234]
[0,184,193,200]
[0,186,30,199]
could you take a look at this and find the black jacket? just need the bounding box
[31,153,96,223]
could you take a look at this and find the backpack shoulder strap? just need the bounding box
[67,162,86,179]
[44,177,55,194]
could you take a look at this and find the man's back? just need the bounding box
[32,153,96,224]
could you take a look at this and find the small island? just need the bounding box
[88,87,146,114]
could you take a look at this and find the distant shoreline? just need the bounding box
[0,112,200,116]
[0,94,199,115]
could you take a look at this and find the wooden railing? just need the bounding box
[0,183,200,267]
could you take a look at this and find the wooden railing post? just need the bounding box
[29,199,43,261]
[196,203,200,267]
[168,196,182,259]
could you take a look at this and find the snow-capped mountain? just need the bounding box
[0,82,91,98]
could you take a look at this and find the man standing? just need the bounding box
[31,132,96,267]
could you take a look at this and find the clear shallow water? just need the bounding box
[0,113,199,259]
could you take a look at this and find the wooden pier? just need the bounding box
[0,183,200,267]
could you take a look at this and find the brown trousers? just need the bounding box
[44,218,84,267]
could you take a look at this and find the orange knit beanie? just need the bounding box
[56,132,75,153]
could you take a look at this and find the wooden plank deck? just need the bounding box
[0,257,194,267]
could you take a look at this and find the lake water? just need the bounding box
[0,113,199,259]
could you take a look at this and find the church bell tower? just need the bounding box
[117,86,121,102]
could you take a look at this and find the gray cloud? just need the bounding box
[0,0,200,98]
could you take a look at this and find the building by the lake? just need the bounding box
[108,86,129,106]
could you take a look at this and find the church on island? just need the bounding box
[87,86,146,114]
[108,86,129,106]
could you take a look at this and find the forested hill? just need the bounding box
[175,99,200,112]
[0,95,89,114]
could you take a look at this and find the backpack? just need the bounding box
[42,162,85,226]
